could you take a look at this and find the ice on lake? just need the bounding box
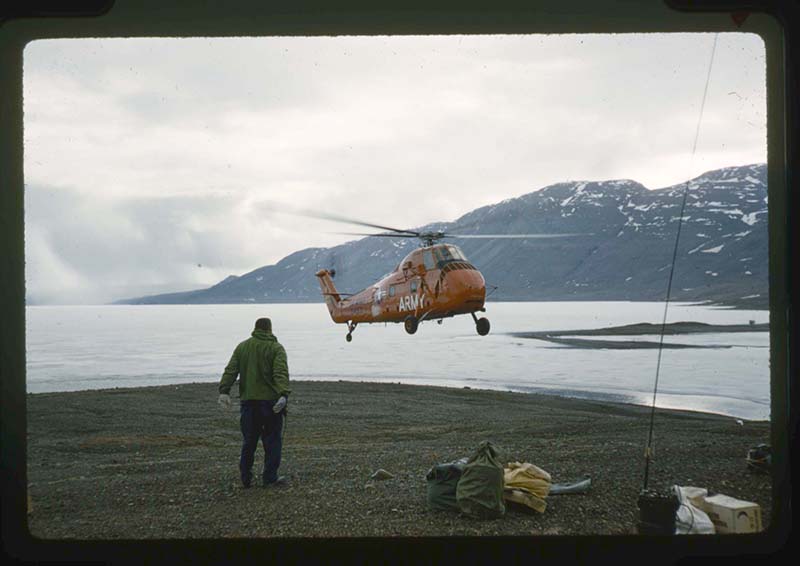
[25,302,771,420]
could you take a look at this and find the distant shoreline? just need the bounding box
[509,320,770,350]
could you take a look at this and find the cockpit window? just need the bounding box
[435,245,467,264]
[433,246,451,264]
[447,245,467,261]
[423,250,436,270]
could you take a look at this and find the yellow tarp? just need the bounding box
[503,462,552,513]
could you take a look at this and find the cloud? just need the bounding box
[24,184,281,303]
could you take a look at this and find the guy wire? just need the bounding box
[642,33,719,491]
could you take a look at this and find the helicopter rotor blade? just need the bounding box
[266,202,420,237]
[331,231,420,237]
[313,213,420,236]
[261,200,591,242]
[442,233,591,239]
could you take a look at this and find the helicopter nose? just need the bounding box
[455,269,486,303]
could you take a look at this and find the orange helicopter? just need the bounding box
[300,212,578,342]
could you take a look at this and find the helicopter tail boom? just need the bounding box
[315,269,344,321]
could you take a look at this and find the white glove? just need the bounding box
[273,396,287,413]
[218,393,231,409]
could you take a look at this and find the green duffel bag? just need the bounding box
[456,441,505,519]
[426,457,468,512]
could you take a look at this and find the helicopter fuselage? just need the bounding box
[315,243,488,337]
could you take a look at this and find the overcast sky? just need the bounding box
[23,33,766,304]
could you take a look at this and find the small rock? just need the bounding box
[371,469,394,480]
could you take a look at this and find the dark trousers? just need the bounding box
[239,400,283,486]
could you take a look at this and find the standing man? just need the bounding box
[218,317,291,488]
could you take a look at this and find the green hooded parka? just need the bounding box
[219,329,291,401]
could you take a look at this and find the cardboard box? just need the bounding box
[699,494,762,534]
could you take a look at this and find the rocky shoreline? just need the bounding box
[509,321,769,349]
[26,381,771,539]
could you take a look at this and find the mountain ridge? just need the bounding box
[117,163,768,309]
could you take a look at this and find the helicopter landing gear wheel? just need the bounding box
[346,333,352,342]
[345,321,357,342]
[471,312,490,336]
[404,315,419,335]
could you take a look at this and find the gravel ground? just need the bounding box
[26,381,771,540]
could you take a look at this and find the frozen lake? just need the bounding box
[25,302,771,420]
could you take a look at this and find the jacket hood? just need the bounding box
[251,329,277,341]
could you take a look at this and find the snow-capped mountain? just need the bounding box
[119,164,768,308]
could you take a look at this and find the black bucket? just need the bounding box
[637,489,679,535]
